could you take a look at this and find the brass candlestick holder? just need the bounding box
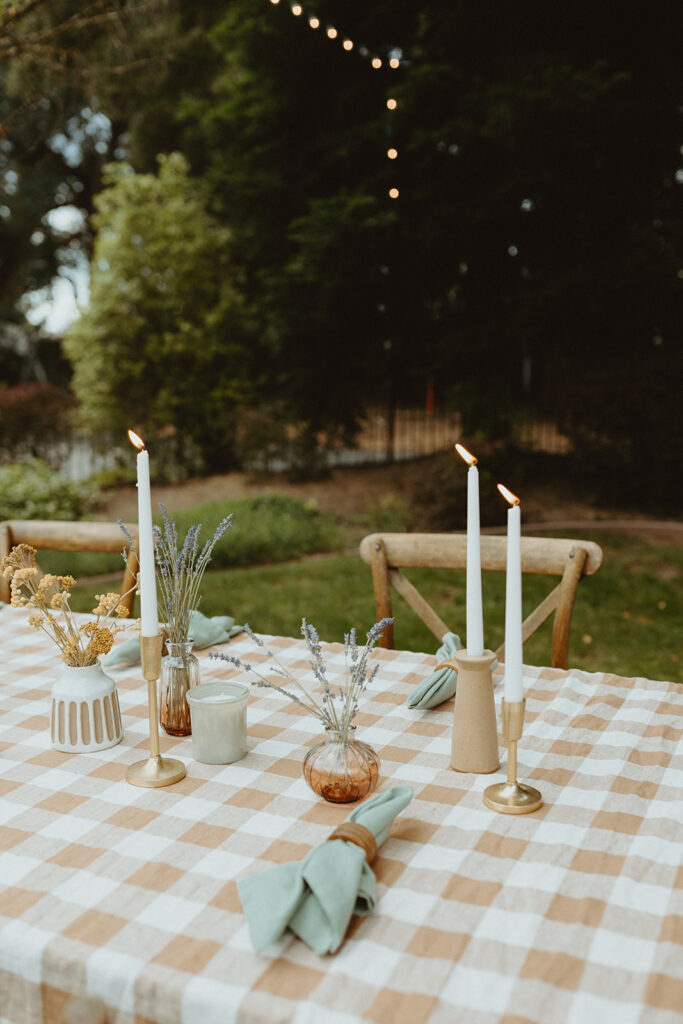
[483,699,542,814]
[439,649,499,774]
[126,634,186,788]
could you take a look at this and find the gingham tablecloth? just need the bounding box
[0,607,681,1024]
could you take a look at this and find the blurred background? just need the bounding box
[0,1,680,677]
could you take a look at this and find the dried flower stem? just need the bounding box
[210,617,393,737]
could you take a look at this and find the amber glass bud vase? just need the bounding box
[159,639,200,736]
[303,725,380,803]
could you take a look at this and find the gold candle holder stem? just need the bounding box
[506,738,517,785]
[483,699,542,814]
[126,634,186,788]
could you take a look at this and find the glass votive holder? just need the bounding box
[186,681,249,764]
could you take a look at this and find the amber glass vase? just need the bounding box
[303,726,380,803]
[159,639,200,736]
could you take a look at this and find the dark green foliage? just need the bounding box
[1,1,680,495]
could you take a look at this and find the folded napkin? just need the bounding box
[405,631,461,709]
[239,784,414,955]
[103,610,243,667]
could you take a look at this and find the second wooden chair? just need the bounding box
[359,532,603,669]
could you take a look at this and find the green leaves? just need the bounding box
[63,152,250,471]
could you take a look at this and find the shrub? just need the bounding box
[0,459,95,520]
[162,493,342,568]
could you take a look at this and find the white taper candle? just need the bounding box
[129,433,159,638]
[500,486,523,702]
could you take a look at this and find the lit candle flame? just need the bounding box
[455,442,477,467]
[497,483,520,506]
[128,429,145,451]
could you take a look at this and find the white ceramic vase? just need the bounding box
[50,661,123,753]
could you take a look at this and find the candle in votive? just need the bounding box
[128,430,159,638]
[455,443,484,656]
[186,681,249,763]
[498,483,523,702]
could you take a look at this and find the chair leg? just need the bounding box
[0,523,11,604]
[551,547,588,669]
[119,545,139,618]
[370,539,394,649]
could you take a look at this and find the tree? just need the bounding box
[0,0,175,323]
[63,152,250,471]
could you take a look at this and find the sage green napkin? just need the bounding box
[238,785,414,955]
[405,632,461,709]
[102,610,243,667]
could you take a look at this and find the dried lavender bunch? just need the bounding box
[210,617,393,737]
[129,506,233,644]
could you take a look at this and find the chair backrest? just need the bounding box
[359,532,603,669]
[0,520,139,616]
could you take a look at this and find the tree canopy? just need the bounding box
[1,1,680,488]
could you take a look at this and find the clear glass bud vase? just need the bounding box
[159,639,200,736]
[303,725,380,803]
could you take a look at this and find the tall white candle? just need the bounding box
[128,431,159,637]
[455,444,484,656]
[499,484,523,702]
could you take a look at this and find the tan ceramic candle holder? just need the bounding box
[439,648,499,774]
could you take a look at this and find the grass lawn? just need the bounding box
[70,530,682,683]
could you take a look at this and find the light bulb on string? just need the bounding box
[386,98,397,110]
[387,148,398,160]
[308,15,319,27]
[371,57,382,69]
[291,2,302,13]
[389,57,400,68]
[327,26,337,38]
[389,188,399,199]
[343,39,353,50]
[269,0,280,5]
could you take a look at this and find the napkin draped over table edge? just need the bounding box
[405,632,461,709]
[102,610,243,666]
[238,785,414,955]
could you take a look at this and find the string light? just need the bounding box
[265,0,407,200]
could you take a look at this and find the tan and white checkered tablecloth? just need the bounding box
[0,606,682,1024]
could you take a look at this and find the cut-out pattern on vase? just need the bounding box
[303,726,380,803]
[159,639,200,736]
[50,662,123,752]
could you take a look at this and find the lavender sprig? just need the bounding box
[210,617,393,737]
[147,506,233,643]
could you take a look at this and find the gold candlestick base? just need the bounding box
[126,634,186,789]
[483,699,542,814]
[126,753,187,788]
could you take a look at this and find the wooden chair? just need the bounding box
[359,532,603,669]
[0,520,139,616]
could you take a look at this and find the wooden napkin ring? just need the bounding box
[328,823,378,864]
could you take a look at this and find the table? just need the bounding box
[1,607,682,1024]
